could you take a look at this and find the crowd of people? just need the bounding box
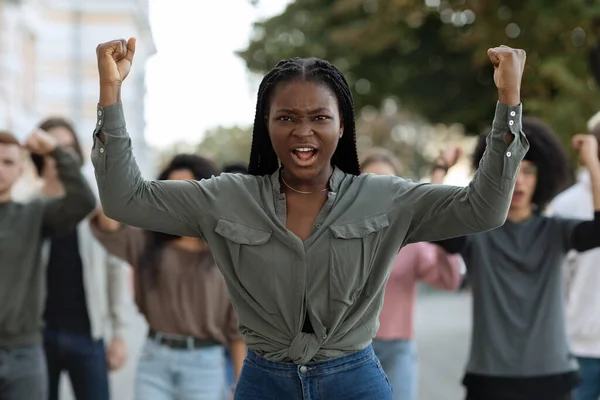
[0,35,600,400]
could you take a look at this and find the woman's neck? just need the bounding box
[507,206,533,223]
[281,165,333,193]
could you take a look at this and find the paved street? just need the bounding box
[415,291,472,400]
[59,290,472,400]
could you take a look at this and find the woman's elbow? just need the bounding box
[99,199,126,223]
[475,209,508,232]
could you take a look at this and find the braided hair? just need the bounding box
[248,58,360,176]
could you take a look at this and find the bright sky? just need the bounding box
[145,0,289,148]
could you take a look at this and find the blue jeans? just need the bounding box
[574,357,600,400]
[135,339,226,400]
[234,345,392,400]
[225,347,235,387]
[372,339,417,400]
[0,344,47,400]
[44,329,109,400]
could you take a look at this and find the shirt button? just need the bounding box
[506,151,511,157]
[100,148,105,154]
[322,333,327,339]
[510,111,516,117]
[98,110,102,116]
[316,224,321,229]
[98,119,102,125]
[300,366,307,374]
[508,120,514,126]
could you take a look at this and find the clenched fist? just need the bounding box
[23,130,58,156]
[488,46,526,106]
[573,134,599,168]
[437,146,463,169]
[96,38,136,106]
[97,38,136,86]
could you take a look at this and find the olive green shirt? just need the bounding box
[91,101,528,365]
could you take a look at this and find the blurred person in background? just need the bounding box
[92,153,245,400]
[549,111,600,400]
[220,161,249,391]
[222,163,248,175]
[435,117,600,400]
[20,117,130,400]
[0,130,96,400]
[362,147,463,400]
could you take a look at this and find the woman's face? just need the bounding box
[510,160,537,211]
[168,169,195,181]
[267,79,343,185]
[361,161,397,176]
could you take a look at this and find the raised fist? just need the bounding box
[488,46,526,106]
[23,130,58,156]
[572,134,599,167]
[96,38,136,87]
[437,146,463,169]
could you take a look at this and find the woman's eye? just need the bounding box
[313,116,329,121]
[277,116,293,122]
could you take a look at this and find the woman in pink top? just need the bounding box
[361,148,463,400]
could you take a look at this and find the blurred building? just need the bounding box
[0,0,155,176]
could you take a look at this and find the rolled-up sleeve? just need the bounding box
[392,102,529,243]
[91,103,221,238]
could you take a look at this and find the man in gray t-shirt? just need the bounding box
[436,117,600,400]
[0,130,95,400]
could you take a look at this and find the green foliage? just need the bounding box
[238,0,600,147]
[195,125,253,167]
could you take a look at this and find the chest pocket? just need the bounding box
[214,219,278,314]
[328,213,390,309]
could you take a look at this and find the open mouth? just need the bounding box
[291,147,318,166]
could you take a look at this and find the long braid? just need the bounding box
[248,58,361,176]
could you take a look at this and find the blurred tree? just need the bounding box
[156,126,252,172]
[195,125,253,167]
[238,0,600,147]
[355,98,471,179]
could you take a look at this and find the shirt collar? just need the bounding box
[269,165,346,193]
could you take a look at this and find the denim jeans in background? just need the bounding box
[44,329,109,400]
[372,339,418,400]
[135,339,226,400]
[573,357,600,400]
[224,347,235,387]
[234,345,392,400]
[0,344,47,400]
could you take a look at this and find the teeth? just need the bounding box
[294,148,314,152]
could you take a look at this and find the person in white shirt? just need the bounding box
[550,111,600,400]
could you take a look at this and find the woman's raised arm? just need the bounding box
[92,38,221,237]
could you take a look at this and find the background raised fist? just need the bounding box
[488,45,526,106]
[437,146,463,170]
[23,130,58,156]
[96,38,136,87]
[572,134,599,167]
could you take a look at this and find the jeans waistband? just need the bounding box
[246,345,375,377]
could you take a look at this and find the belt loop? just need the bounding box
[187,337,193,350]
